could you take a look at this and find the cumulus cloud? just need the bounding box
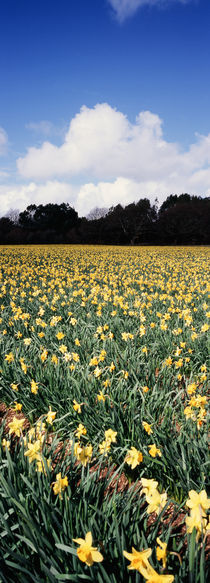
[0,102,206,217]
[107,0,189,22]
[0,127,8,155]
[17,103,210,188]
[0,181,76,217]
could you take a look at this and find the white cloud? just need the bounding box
[107,0,189,22]
[0,127,8,155]
[0,101,207,217]
[0,181,76,217]
[17,103,210,189]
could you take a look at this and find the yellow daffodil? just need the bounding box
[123,546,152,571]
[75,423,87,439]
[104,428,117,443]
[124,446,143,469]
[148,444,162,458]
[2,438,10,451]
[52,472,68,499]
[156,537,167,569]
[73,531,103,566]
[46,406,57,424]
[8,416,25,437]
[31,379,39,394]
[142,421,153,434]
[73,399,82,413]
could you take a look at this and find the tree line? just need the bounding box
[0,193,209,245]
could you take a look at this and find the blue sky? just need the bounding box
[0,0,210,216]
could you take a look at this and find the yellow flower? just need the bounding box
[141,479,167,515]
[123,546,152,571]
[186,513,208,539]
[20,358,27,374]
[38,331,45,338]
[8,416,25,437]
[73,399,82,413]
[186,490,209,516]
[200,364,207,372]
[97,391,106,403]
[146,490,167,515]
[93,365,102,378]
[40,349,48,362]
[56,331,65,340]
[11,383,19,391]
[187,382,197,395]
[109,361,115,372]
[52,472,68,499]
[89,356,98,366]
[36,456,51,473]
[184,406,195,420]
[24,440,42,463]
[124,446,143,469]
[104,428,117,443]
[148,444,162,458]
[75,423,87,439]
[31,379,39,394]
[201,323,209,333]
[2,438,10,451]
[78,444,93,466]
[138,562,174,582]
[142,421,153,435]
[99,440,111,456]
[51,354,58,364]
[164,357,172,366]
[103,379,111,388]
[142,346,148,354]
[141,478,159,496]
[73,531,103,566]
[14,401,22,412]
[175,359,183,368]
[23,338,32,346]
[156,537,167,569]
[46,406,57,424]
[142,385,150,393]
[5,352,14,363]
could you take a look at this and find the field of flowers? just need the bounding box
[0,245,209,583]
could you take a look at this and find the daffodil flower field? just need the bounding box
[0,245,209,582]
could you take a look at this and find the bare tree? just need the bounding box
[86,207,108,221]
[5,208,20,225]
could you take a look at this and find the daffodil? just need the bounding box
[148,444,162,458]
[156,537,167,569]
[73,399,82,413]
[8,416,25,437]
[124,446,143,469]
[142,421,153,434]
[75,423,87,439]
[46,406,57,424]
[52,472,68,499]
[1,438,10,451]
[123,546,152,571]
[73,531,103,566]
[31,379,39,394]
[104,428,117,443]
[14,401,22,412]
[138,561,174,582]
[186,490,209,516]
